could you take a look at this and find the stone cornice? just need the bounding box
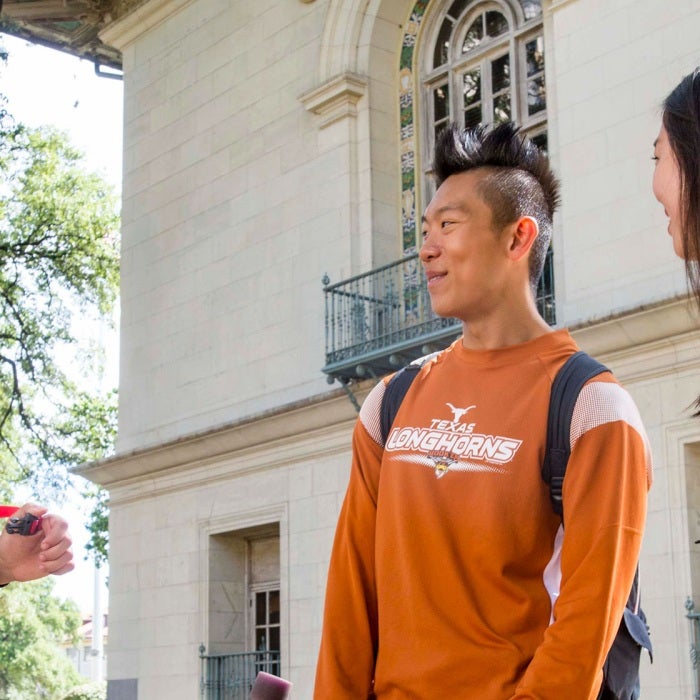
[99,0,195,50]
[78,296,700,491]
[299,73,368,128]
[75,382,372,490]
[570,295,700,383]
[569,295,695,355]
[546,0,577,11]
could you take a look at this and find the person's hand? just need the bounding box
[0,503,74,585]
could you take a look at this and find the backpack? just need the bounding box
[379,350,652,700]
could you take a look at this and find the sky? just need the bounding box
[0,32,124,611]
[1,33,123,190]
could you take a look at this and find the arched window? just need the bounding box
[423,0,546,200]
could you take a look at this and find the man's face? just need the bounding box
[420,170,511,323]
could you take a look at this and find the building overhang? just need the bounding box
[0,0,131,70]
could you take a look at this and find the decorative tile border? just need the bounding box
[399,0,431,257]
[398,1,432,322]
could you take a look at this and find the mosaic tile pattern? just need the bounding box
[399,0,431,257]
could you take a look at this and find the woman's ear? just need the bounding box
[507,216,539,262]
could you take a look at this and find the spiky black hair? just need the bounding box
[432,122,561,287]
[433,122,560,217]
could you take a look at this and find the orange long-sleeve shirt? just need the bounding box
[314,330,652,700]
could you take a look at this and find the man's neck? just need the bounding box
[460,305,553,351]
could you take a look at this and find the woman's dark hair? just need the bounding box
[663,69,700,306]
[663,70,700,414]
[433,122,561,290]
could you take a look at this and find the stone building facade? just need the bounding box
[5,0,700,698]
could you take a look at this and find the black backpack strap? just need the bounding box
[379,364,422,446]
[542,351,608,518]
[543,350,653,694]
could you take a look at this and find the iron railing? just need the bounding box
[322,248,555,383]
[199,646,281,700]
[687,598,700,698]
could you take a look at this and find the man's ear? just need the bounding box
[507,216,539,262]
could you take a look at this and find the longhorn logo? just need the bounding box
[445,402,476,423]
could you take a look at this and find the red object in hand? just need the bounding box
[249,672,292,700]
[0,506,42,536]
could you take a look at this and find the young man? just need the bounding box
[313,123,652,699]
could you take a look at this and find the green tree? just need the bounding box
[0,101,119,490]
[0,578,83,699]
[0,91,119,564]
[55,391,117,567]
[61,681,106,700]
[0,61,118,700]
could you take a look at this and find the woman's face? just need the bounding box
[653,124,684,258]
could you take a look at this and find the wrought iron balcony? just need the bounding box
[199,647,281,700]
[687,598,700,699]
[322,249,555,384]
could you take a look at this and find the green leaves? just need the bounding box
[0,80,117,700]
[0,94,119,496]
[60,681,106,700]
[2,127,119,312]
[53,390,116,567]
[84,486,109,569]
[0,578,83,698]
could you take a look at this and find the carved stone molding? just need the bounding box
[112,0,148,17]
[99,0,194,50]
[1,0,123,68]
[299,73,368,129]
[570,295,700,383]
[74,383,369,492]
